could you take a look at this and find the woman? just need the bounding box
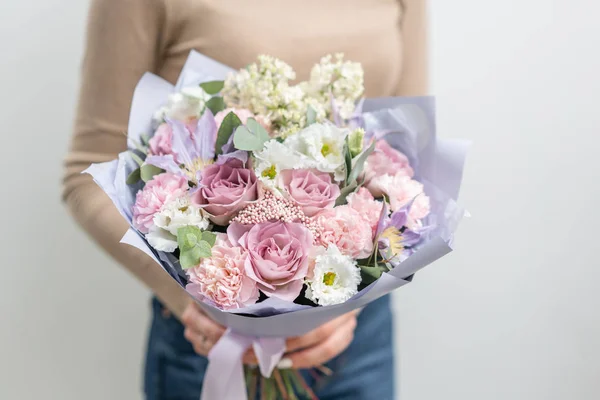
[63,0,428,398]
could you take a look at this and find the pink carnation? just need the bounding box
[214,108,272,133]
[132,173,188,234]
[185,235,259,310]
[364,140,414,197]
[346,188,384,235]
[280,169,340,217]
[370,173,431,228]
[314,206,374,259]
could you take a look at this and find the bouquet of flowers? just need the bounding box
[85,51,469,400]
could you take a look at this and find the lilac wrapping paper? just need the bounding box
[84,51,469,400]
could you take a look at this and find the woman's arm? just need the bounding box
[396,0,429,96]
[63,0,190,319]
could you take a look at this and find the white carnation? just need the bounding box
[146,196,209,252]
[284,123,349,181]
[306,245,361,306]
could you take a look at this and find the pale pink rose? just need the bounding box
[192,158,258,225]
[132,173,188,234]
[214,108,272,133]
[314,206,374,259]
[280,169,340,217]
[364,140,414,197]
[148,121,198,161]
[346,187,384,235]
[185,235,259,310]
[370,173,431,228]
[228,221,313,301]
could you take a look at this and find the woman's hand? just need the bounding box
[183,301,359,369]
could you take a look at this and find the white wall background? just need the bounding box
[1,1,598,399]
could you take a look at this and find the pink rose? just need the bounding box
[148,121,198,161]
[214,108,272,133]
[185,235,259,310]
[192,158,258,225]
[364,140,414,197]
[280,169,340,217]
[228,221,313,301]
[346,187,384,235]
[132,173,188,234]
[314,206,374,259]
[370,173,431,228]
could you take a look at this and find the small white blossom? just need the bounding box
[306,245,361,306]
[146,196,209,252]
[253,140,313,190]
[153,86,210,123]
[284,123,349,181]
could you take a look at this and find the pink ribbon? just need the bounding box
[200,329,286,400]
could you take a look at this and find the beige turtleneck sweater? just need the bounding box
[63,0,428,320]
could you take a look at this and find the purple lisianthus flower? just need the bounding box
[375,200,423,266]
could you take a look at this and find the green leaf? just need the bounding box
[177,226,203,251]
[199,80,224,95]
[205,96,226,115]
[180,242,212,269]
[306,105,317,126]
[348,129,365,158]
[130,151,144,167]
[215,112,242,155]
[343,137,352,184]
[246,118,270,142]
[140,164,164,182]
[201,231,217,247]
[347,139,376,184]
[126,168,141,185]
[140,133,150,146]
[359,264,387,286]
[335,180,358,206]
[233,126,269,151]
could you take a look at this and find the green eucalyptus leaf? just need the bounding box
[199,80,224,95]
[177,226,203,251]
[201,231,217,247]
[335,180,358,206]
[347,140,376,184]
[246,118,270,142]
[140,164,164,182]
[348,129,365,158]
[130,151,144,167]
[233,126,268,151]
[215,112,242,155]
[180,246,208,269]
[205,96,226,115]
[306,105,317,126]
[126,168,141,185]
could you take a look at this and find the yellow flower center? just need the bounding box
[261,165,277,180]
[380,227,404,255]
[184,158,213,183]
[321,143,333,157]
[323,272,336,286]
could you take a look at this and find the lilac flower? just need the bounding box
[375,200,422,266]
[145,110,217,184]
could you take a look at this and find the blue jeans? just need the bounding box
[144,295,395,399]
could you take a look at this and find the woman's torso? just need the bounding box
[156,0,404,96]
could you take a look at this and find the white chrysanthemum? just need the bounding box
[284,123,349,181]
[306,245,361,306]
[147,196,210,252]
[153,87,210,123]
[253,140,313,190]
[303,53,364,120]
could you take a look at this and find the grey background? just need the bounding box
[1,0,598,399]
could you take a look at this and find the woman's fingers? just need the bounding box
[285,311,357,353]
[284,315,357,369]
[181,303,226,355]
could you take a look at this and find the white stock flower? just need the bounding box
[153,86,210,123]
[146,196,210,252]
[306,245,361,306]
[284,123,349,181]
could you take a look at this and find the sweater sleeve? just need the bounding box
[396,0,430,96]
[62,0,189,319]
